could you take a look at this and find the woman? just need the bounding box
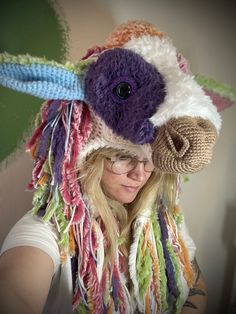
[0,20,220,313]
[0,147,207,314]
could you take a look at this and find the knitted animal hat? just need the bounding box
[2,20,233,176]
[0,20,235,314]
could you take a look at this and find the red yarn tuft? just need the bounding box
[81,46,107,60]
[72,201,85,224]
[79,214,90,280]
[32,158,46,186]
[26,121,46,152]
[86,256,103,313]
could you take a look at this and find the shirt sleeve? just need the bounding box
[180,217,197,261]
[0,210,61,273]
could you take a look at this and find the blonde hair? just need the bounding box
[79,148,178,265]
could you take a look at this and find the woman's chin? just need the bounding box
[115,191,139,204]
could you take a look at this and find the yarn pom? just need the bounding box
[106,20,164,48]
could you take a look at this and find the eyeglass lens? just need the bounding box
[111,156,154,174]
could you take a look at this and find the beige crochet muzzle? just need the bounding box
[152,116,217,173]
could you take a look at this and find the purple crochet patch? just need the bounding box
[85,48,166,144]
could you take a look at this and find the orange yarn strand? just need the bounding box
[142,221,151,255]
[173,205,180,217]
[165,209,195,287]
[107,298,114,314]
[179,236,195,286]
[69,227,76,256]
[60,249,68,264]
[106,20,164,48]
[145,288,152,314]
[147,239,161,311]
[29,141,39,160]
[38,173,49,187]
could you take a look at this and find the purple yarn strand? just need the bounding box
[37,125,53,159]
[112,274,119,311]
[103,303,108,314]
[52,119,66,184]
[158,206,178,298]
[37,100,62,160]
[47,99,61,121]
[71,255,78,293]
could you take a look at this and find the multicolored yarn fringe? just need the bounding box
[27,99,129,313]
[27,99,195,313]
[130,200,195,314]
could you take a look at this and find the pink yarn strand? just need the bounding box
[61,102,83,205]
[87,256,103,313]
[79,213,91,280]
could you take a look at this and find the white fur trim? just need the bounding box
[78,110,153,165]
[93,220,104,282]
[120,271,133,313]
[124,36,221,133]
[128,216,146,312]
[128,208,152,312]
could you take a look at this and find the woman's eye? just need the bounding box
[118,155,132,161]
[114,82,132,100]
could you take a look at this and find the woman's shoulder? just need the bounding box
[0,210,60,272]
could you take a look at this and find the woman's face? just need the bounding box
[101,154,153,204]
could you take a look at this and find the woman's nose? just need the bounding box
[127,162,146,181]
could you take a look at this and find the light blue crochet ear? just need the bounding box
[0,53,92,100]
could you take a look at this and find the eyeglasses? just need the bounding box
[106,155,155,175]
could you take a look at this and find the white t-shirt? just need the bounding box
[0,210,196,313]
[0,210,74,314]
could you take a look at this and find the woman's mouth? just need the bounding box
[122,185,140,192]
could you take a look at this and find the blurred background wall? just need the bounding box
[0,0,235,313]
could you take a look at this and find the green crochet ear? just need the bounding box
[195,74,236,112]
[0,53,93,100]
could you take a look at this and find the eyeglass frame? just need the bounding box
[105,155,155,175]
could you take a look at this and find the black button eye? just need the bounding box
[114,82,132,100]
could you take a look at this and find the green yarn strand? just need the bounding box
[43,186,61,222]
[0,52,93,76]
[139,248,152,299]
[174,210,184,230]
[151,212,168,310]
[195,74,236,102]
[56,207,70,248]
[76,302,88,314]
[136,231,152,299]
[166,241,183,314]
[32,183,49,215]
